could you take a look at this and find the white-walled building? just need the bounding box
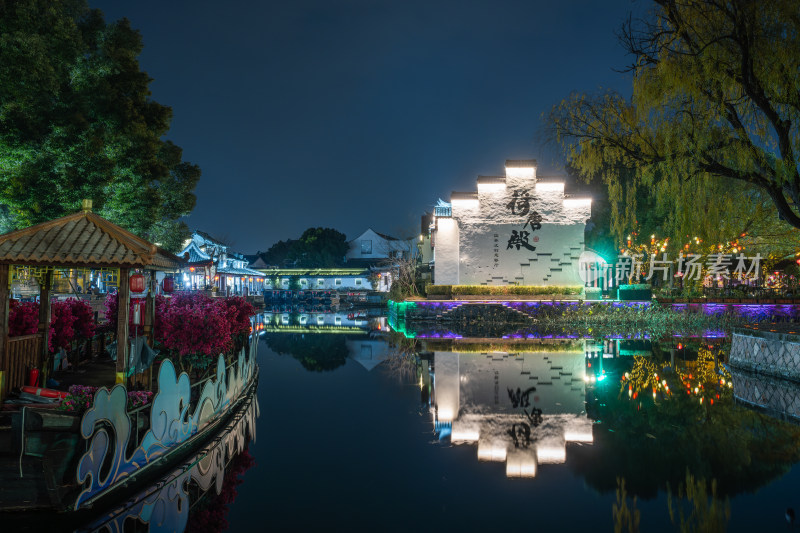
[432,160,591,286]
[346,228,415,262]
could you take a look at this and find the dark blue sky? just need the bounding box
[92,0,637,253]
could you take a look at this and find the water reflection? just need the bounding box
[732,367,800,424]
[83,394,258,532]
[260,312,391,372]
[423,342,593,478]
[407,334,800,500]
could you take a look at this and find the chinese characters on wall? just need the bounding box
[506,386,543,449]
[506,190,542,252]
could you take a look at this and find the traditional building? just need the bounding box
[179,231,265,294]
[345,228,414,263]
[431,160,591,286]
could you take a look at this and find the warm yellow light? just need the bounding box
[563,198,592,208]
[478,440,507,462]
[451,423,480,443]
[506,450,537,478]
[451,198,479,208]
[564,430,593,443]
[535,182,564,192]
[437,408,454,422]
[477,182,506,193]
[536,444,566,464]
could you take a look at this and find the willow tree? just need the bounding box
[548,0,800,255]
[0,0,199,251]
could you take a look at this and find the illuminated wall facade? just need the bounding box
[432,160,591,286]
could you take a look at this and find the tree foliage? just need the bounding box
[548,0,800,254]
[0,0,199,250]
[289,227,348,267]
[263,239,297,267]
[264,333,349,372]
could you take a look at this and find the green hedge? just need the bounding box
[426,285,584,296]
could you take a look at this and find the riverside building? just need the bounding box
[431,160,592,286]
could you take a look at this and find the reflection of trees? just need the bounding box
[264,333,349,372]
[572,354,800,499]
[383,331,421,383]
[613,473,731,533]
[186,447,256,532]
[667,472,730,533]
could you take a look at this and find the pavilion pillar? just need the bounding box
[38,270,53,385]
[0,264,8,401]
[143,272,155,347]
[116,268,130,385]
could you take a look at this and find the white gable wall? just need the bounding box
[434,163,591,287]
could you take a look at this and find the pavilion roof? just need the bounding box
[0,210,183,270]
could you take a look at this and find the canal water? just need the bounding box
[65,311,800,531]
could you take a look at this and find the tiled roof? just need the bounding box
[217,265,266,277]
[194,230,226,246]
[180,242,212,264]
[0,211,183,270]
[374,230,400,242]
[505,159,537,168]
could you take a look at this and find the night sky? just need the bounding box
[92,0,636,253]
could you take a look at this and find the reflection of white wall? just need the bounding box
[435,352,461,422]
[431,347,593,478]
[455,351,586,415]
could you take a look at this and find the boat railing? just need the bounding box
[123,358,240,453]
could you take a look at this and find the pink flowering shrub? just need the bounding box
[103,293,146,335]
[59,384,98,412]
[218,297,255,338]
[155,293,232,358]
[9,300,39,337]
[59,385,154,412]
[8,298,97,350]
[106,292,254,374]
[127,390,154,410]
[69,298,96,340]
[48,300,75,352]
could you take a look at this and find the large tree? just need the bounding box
[288,227,348,268]
[548,0,800,252]
[0,0,199,250]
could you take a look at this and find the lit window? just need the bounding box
[355,279,362,286]
[300,279,307,285]
[317,278,324,286]
[282,278,289,285]
[335,279,342,286]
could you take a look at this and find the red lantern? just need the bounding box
[129,273,146,293]
[162,277,175,293]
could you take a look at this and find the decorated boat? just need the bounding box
[0,203,260,518]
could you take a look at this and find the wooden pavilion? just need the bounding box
[0,200,183,400]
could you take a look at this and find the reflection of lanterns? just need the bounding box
[130,273,146,293]
[163,277,174,293]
